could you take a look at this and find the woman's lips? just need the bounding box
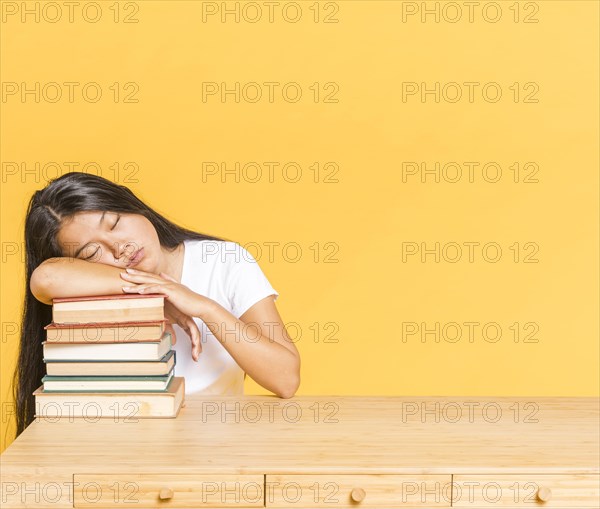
[128,247,144,267]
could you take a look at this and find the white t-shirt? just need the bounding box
[171,239,279,395]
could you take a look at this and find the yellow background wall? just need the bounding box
[1,0,598,452]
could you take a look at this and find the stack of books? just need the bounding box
[33,293,185,419]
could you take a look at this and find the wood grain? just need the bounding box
[1,396,598,508]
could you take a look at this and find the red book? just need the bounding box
[51,293,168,325]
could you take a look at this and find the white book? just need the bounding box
[42,332,172,361]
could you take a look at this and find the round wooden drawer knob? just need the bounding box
[536,487,552,502]
[350,488,366,502]
[159,488,174,500]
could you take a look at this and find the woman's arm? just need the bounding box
[30,258,126,305]
[198,295,301,398]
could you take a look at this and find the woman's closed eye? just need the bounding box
[82,214,120,260]
[83,246,100,260]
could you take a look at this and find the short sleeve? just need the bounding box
[224,242,279,318]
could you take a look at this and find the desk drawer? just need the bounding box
[73,474,264,508]
[265,474,452,508]
[452,474,600,507]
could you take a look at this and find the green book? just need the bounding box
[41,367,175,392]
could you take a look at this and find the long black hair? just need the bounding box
[11,171,230,439]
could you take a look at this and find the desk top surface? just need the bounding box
[1,395,599,475]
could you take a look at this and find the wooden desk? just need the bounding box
[1,396,599,508]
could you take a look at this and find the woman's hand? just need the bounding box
[120,268,210,361]
[163,301,202,362]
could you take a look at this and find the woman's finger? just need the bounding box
[164,302,188,348]
[123,283,166,294]
[164,300,180,318]
[184,315,202,360]
[160,272,178,283]
[165,305,184,329]
[163,301,200,360]
[120,270,164,284]
[164,321,177,345]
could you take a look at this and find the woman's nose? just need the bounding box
[102,233,133,263]
[116,243,136,263]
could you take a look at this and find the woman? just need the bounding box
[12,172,300,438]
